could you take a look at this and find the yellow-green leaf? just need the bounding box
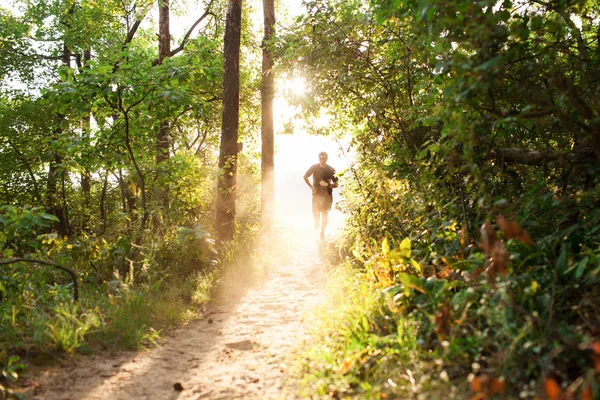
[397,272,426,294]
[410,258,422,275]
[382,237,390,255]
[400,238,411,258]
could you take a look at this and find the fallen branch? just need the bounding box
[0,258,79,301]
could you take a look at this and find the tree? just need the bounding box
[156,0,171,215]
[215,0,242,242]
[260,0,275,232]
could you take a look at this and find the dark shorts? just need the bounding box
[312,194,333,213]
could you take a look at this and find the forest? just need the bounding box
[1,0,599,399]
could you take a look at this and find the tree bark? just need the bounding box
[46,41,72,237]
[216,0,242,242]
[81,48,92,232]
[99,170,109,234]
[157,0,171,164]
[155,0,171,219]
[260,0,275,232]
[46,150,68,236]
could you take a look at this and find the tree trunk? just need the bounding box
[46,41,72,236]
[81,48,92,232]
[46,151,69,236]
[156,0,171,220]
[260,0,275,233]
[157,0,171,165]
[216,0,242,242]
[99,170,109,234]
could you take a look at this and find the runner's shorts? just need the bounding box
[312,194,333,212]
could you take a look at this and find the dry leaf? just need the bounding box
[471,393,487,400]
[470,267,485,280]
[544,378,562,400]
[580,384,593,400]
[594,355,600,373]
[435,304,451,339]
[340,359,352,375]
[480,221,496,254]
[437,265,453,279]
[470,374,489,393]
[486,241,509,281]
[496,216,533,245]
[471,376,483,392]
[489,377,505,394]
[592,341,600,355]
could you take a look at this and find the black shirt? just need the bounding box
[305,164,338,196]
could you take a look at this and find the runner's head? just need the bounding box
[318,152,328,167]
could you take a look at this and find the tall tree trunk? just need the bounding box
[46,41,72,236]
[117,169,128,214]
[157,1,171,164]
[46,151,69,236]
[216,0,242,242]
[156,0,171,220]
[99,170,109,234]
[260,0,275,233]
[81,48,92,232]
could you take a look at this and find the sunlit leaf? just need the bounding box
[399,237,411,258]
[396,272,426,294]
[382,237,390,255]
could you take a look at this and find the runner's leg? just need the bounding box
[312,196,319,229]
[320,211,328,240]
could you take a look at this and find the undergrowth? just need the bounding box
[0,204,267,396]
[291,212,600,399]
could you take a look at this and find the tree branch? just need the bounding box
[0,258,79,301]
[152,4,216,66]
[170,10,214,57]
[496,147,597,167]
[123,19,143,50]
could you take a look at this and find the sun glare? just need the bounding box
[273,74,350,237]
[287,77,307,96]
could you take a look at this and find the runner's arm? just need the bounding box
[330,174,339,188]
[304,172,318,193]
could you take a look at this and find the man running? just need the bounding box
[303,152,339,240]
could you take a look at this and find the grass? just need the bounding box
[288,261,472,399]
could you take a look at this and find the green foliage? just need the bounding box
[46,303,100,353]
[102,286,160,350]
[282,0,600,397]
[0,0,263,385]
[0,355,25,383]
[294,224,600,398]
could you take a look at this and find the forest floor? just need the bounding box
[19,230,329,400]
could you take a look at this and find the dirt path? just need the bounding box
[25,233,328,400]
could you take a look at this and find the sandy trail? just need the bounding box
[26,232,328,400]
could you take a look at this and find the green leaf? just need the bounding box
[574,257,588,279]
[474,55,503,71]
[557,243,568,274]
[39,213,60,222]
[396,272,426,294]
